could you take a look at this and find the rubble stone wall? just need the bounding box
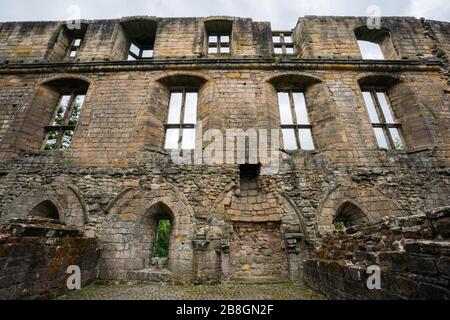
[304,208,450,300]
[0,218,98,300]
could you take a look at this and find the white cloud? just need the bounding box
[0,0,448,28]
[405,0,450,20]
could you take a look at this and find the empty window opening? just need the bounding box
[362,90,404,150]
[164,90,198,150]
[239,164,261,194]
[273,31,295,55]
[153,219,171,258]
[357,40,384,60]
[205,20,232,56]
[334,202,368,229]
[29,200,60,221]
[121,18,157,61]
[355,27,396,60]
[277,91,315,151]
[68,38,83,57]
[51,23,88,61]
[128,41,154,60]
[44,93,86,150]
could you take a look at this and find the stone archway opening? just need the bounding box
[29,200,60,221]
[334,202,368,228]
[146,202,175,271]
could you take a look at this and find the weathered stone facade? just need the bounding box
[0,15,449,298]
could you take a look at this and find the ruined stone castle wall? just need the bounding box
[0,16,449,286]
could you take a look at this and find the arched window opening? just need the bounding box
[334,202,368,229]
[147,202,174,263]
[355,27,396,60]
[121,18,157,60]
[51,23,88,60]
[269,74,321,151]
[359,76,405,150]
[29,200,60,221]
[41,78,89,150]
[158,75,207,151]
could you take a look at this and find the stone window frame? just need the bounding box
[68,38,83,58]
[43,90,86,150]
[354,26,397,60]
[273,31,295,56]
[204,20,233,57]
[120,18,158,61]
[362,88,404,150]
[127,42,154,60]
[207,33,230,55]
[164,88,198,150]
[277,90,315,151]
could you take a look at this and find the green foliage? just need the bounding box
[334,221,344,230]
[153,220,171,258]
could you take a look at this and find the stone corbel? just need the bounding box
[192,239,210,251]
[285,233,303,254]
[220,239,230,253]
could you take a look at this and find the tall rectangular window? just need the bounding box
[44,93,85,150]
[164,91,198,150]
[278,91,315,151]
[362,90,404,150]
[273,31,295,55]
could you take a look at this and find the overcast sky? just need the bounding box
[0,0,449,29]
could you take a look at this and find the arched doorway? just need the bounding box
[29,200,60,221]
[334,202,368,228]
[145,202,174,269]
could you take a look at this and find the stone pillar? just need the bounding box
[192,239,210,282]
[220,239,231,281]
[285,233,304,281]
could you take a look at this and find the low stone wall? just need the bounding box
[304,208,450,300]
[0,218,98,300]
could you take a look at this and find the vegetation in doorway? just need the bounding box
[153,219,171,258]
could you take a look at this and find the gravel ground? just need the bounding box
[57,282,326,300]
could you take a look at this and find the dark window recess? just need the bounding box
[239,164,261,194]
[44,93,85,150]
[128,42,154,60]
[121,18,157,61]
[362,90,404,150]
[205,20,232,56]
[68,38,82,57]
[334,202,368,228]
[29,200,60,221]
[273,31,295,55]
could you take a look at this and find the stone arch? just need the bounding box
[137,72,211,149]
[98,186,196,280]
[1,184,87,227]
[29,200,60,220]
[12,76,91,152]
[356,73,436,150]
[264,72,347,150]
[316,185,403,236]
[334,201,368,227]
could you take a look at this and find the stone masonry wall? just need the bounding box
[304,208,450,300]
[0,218,98,300]
[0,16,449,290]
